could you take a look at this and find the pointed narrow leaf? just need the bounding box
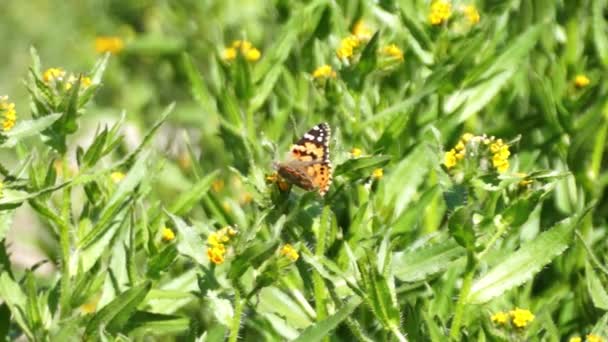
[292,297,362,342]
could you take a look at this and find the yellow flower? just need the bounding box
[80,296,100,314]
[225,39,261,62]
[429,0,452,25]
[244,48,261,62]
[352,20,373,40]
[350,147,363,158]
[491,311,508,325]
[516,172,533,187]
[110,171,125,183]
[574,75,590,88]
[223,47,237,61]
[461,133,474,142]
[161,227,175,242]
[95,36,124,54]
[239,192,253,205]
[509,308,534,328]
[207,246,225,265]
[569,337,582,342]
[586,334,603,342]
[462,5,480,25]
[382,44,404,60]
[280,244,299,261]
[455,140,465,151]
[0,96,17,132]
[312,65,337,79]
[336,35,361,59]
[42,68,66,83]
[65,75,93,91]
[444,149,457,168]
[372,168,384,180]
[212,179,225,193]
[492,156,509,173]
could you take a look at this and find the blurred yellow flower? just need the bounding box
[312,65,337,79]
[0,96,17,132]
[586,334,603,342]
[95,36,124,54]
[212,179,225,193]
[280,244,299,261]
[336,35,361,59]
[206,226,237,265]
[351,20,373,40]
[429,0,452,25]
[382,44,404,60]
[372,168,384,180]
[490,139,510,173]
[444,149,457,168]
[207,246,225,265]
[490,311,508,325]
[65,75,93,91]
[350,147,362,158]
[224,39,261,62]
[461,133,474,142]
[569,337,581,342]
[462,5,480,25]
[110,171,126,183]
[510,308,534,328]
[161,227,175,242]
[574,74,590,88]
[42,68,66,83]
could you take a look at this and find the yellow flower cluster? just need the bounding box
[0,96,17,132]
[95,36,125,54]
[372,168,384,180]
[312,65,337,79]
[161,227,176,242]
[429,0,452,25]
[570,334,605,342]
[266,172,290,192]
[444,133,471,169]
[279,244,299,261]
[574,74,590,88]
[42,68,93,91]
[223,40,261,62]
[352,20,373,40]
[490,138,510,173]
[336,35,362,60]
[381,44,404,60]
[350,147,362,158]
[491,308,535,328]
[207,226,237,265]
[462,5,480,25]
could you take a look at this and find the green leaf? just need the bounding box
[167,212,206,266]
[448,207,476,251]
[593,0,608,66]
[467,209,590,304]
[393,238,465,282]
[84,281,152,340]
[0,272,32,338]
[168,170,219,215]
[292,296,362,342]
[123,311,190,336]
[586,261,608,310]
[0,113,62,148]
[334,155,391,178]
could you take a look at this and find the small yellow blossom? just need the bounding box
[312,65,337,79]
[587,334,603,342]
[95,36,124,54]
[65,75,93,91]
[569,337,582,342]
[267,172,291,192]
[444,149,457,168]
[0,96,17,132]
[510,308,534,328]
[224,39,261,62]
[455,141,465,151]
[429,0,452,25]
[280,244,299,261]
[42,68,66,83]
[239,192,253,205]
[489,139,510,173]
[161,227,175,242]
[574,75,590,88]
[80,296,100,314]
[382,44,404,60]
[245,48,261,62]
[212,179,225,193]
[223,47,237,61]
[372,168,384,180]
[110,171,125,183]
[336,35,361,59]
[516,172,533,187]
[350,147,362,158]
[462,5,480,25]
[491,311,508,325]
[207,246,225,265]
[351,20,373,40]
[461,133,474,142]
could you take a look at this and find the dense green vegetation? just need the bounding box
[0,1,607,341]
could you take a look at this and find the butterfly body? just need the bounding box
[274,123,332,196]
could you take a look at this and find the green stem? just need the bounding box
[59,159,72,316]
[477,219,509,260]
[228,288,244,342]
[449,252,476,340]
[313,207,330,341]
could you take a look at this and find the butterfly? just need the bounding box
[274,123,333,196]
